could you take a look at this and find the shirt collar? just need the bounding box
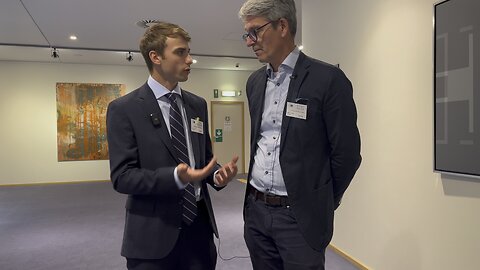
[265,46,300,78]
[147,75,182,100]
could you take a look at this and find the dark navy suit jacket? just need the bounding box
[245,52,362,251]
[107,83,220,259]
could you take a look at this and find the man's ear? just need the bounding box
[149,50,162,65]
[279,18,290,38]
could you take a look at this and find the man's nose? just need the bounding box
[245,37,255,47]
[186,54,193,64]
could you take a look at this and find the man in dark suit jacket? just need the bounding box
[239,0,362,269]
[107,22,238,270]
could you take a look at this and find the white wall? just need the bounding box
[303,0,480,269]
[0,61,251,185]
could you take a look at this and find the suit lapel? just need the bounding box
[251,71,268,151]
[182,92,201,168]
[137,83,177,161]
[280,53,310,152]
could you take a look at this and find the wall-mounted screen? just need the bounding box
[434,0,480,177]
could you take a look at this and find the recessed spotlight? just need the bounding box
[70,35,77,40]
[298,45,304,50]
[192,59,198,64]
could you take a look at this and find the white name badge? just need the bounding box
[191,119,204,134]
[285,102,307,120]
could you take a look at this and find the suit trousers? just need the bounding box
[244,193,325,270]
[126,200,217,270]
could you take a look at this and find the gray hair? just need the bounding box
[239,0,297,37]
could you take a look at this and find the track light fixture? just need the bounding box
[51,47,59,58]
[126,51,133,62]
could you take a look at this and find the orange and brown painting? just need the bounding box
[56,83,125,161]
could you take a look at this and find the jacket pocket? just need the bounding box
[125,197,155,215]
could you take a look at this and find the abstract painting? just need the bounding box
[56,83,125,161]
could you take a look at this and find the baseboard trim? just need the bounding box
[328,243,369,270]
[0,179,110,187]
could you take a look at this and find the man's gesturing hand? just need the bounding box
[214,156,239,187]
[177,157,217,184]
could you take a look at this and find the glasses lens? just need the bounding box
[242,30,257,42]
[249,31,257,42]
[242,31,257,42]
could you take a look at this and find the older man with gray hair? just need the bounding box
[238,0,362,269]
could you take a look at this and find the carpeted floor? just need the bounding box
[0,177,359,270]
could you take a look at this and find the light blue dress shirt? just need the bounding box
[147,76,201,199]
[250,47,300,196]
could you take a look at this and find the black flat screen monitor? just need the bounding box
[434,0,480,178]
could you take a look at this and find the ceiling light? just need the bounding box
[298,45,304,50]
[69,35,77,40]
[192,59,198,64]
[136,19,161,28]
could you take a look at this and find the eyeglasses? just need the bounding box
[242,21,273,42]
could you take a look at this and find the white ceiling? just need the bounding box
[0,0,302,70]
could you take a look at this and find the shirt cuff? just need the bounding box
[174,167,188,189]
[213,169,225,187]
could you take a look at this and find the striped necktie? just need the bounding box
[167,92,197,225]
